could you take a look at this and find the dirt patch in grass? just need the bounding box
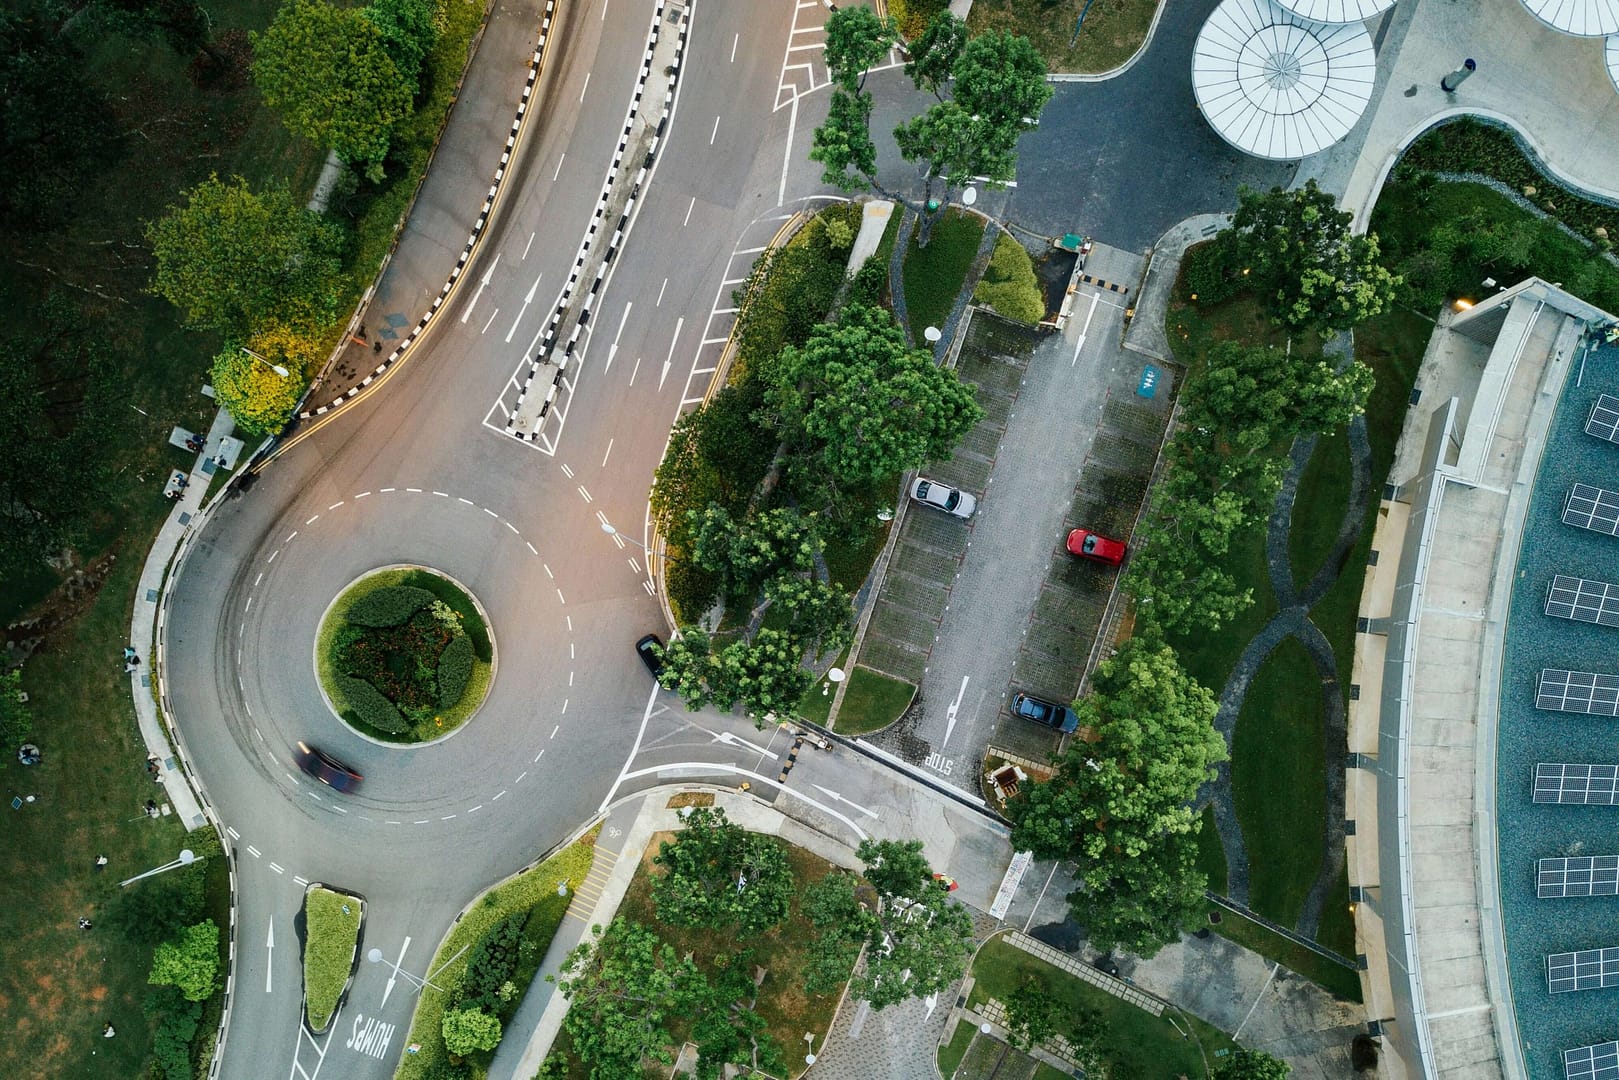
[968,0,1161,75]
[665,791,716,809]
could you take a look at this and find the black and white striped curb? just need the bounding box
[503,0,690,439]
[300,0,559,420]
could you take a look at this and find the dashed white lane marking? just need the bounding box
[569,671,574,686]
[516,770,528,783]
[247,844,260,857]
[684,196,696,228]
[269,862,284,874]
[293,875,309,886]
[710,116,720,144]
[527,541,539,555]
[483,507,498,518]
[657,278,668,306]
[433,490,449,498]
[406,487,422,492]
[556,589,566,604]
[551,725,560,739]
[356,491,371,499]
[414,819,430,824]
[534,749,545,762]
[328,501,344,510]
[458,496,474,505]
[544,564,555,579]
[468,805,483,814]
[552,153,566,181]
[506,521,520,534]
[305,515,319,525]
[561,698,569,714]
[579,71,590,102]
[441,814,456,820]
[267,549,278,564]
[492,790,507,801]
[227,826,241,840]
[577,485,593,503]
[381,487,395,493]
[254,572,263,587]
[560,463,574,478]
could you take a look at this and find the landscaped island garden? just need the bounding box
[302,886,363,1033]
[316,567,494,743]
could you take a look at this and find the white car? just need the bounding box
[909,477,976,519]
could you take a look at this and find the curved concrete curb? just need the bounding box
[300,883,367,1037]
[1045,0,1173,84]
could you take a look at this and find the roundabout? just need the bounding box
[314,565,496,746]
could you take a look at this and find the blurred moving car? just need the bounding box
[1012,692,1079,734]
[294,741,362,792]
[909,478,976,519]
[636,633,665,679]
[1065,528,1126,566]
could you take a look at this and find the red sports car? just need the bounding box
[1066,528,1127,566]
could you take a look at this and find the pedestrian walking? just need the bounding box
[122,646,136,661]
[93,855,108,871]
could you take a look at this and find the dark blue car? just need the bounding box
[1013,692,1079,734]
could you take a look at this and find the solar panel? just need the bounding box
[1537,671,1619,717]
[1564,484,1619,536]
[1547,575,1619,627]
[1589,394,1619,445]
[1548,947,1619,993]
[1566,1041,1619,1080]
[1534,763,1619,804]
[1539,856,1619,898]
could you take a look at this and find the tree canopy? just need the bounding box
[209,328,313,438]
[363,0,438,91]
[148,919,221,1002]
[1214,1047,1292,1080]
[651,807,795,936]
[440,1006,502,1055]
[822,6,895,92]
[854,838,975,1008]
[903,10,967,100]
[252,0,413,173]
[555,918,707,1074]
[146,174,346,334]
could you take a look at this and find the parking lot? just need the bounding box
[845,243,1177,792]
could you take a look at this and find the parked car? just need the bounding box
[636,633,665,679]
[294,741,362,792]
[909,477,976,519]
[1012,692,1079,734]
[1066,528,1126,566]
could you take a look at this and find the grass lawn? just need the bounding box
[1194,805,1228,895]
[609,834,850,1069]
[832,665,916,736]
[938,1022,976,1077]
[302,888,362,1032]
[797,643,851,726]
[903,209,986,338]
[968,0,1161,74]
[1230,638,1326,930]
[396,831,599,1080]
[966,937,1233,1076]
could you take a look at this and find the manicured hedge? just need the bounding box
[303,888,362,1032]
[338,675,410,734]
[455,913,525,1014]
[394,569,492,661]
[436,633,474,708]
[347,585,435,627]
[973,233,1045,324]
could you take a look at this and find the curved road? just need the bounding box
[161,1,837,1075]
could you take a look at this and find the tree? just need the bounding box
[1195,340,1373,449]
[1004,974,1063,1051]
[252,0,413,174]
[146,174,346,334]
[440,1007,502,1055]
[893,100,1015,205]
[801,872,874,995]
[1008,637,1224,868]
[711,628,816,720]
[1214,1047,1292,1080]
[1210,181,1399,335]
[849,839,975,1009]
[210,343,308,438]
[656,629,720,708]
[903,11,967,100]
[950,30,1051,134]
[689,950,788,1080]
[554,918,707,1074]
[651,807,795,935]
[689,505,821,604]
[822,7,895,92]
[973,233,1045,324]
[0,10,115,228]
[1064,829,1209,957]
[809,88,877,192]
[767,302,983,488]
[92,0,219,62]
[148,919,221,1001]
[363,0,437,91]
[763,576,853,656]
[0,669,32,748]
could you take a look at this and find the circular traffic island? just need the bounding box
[315,567,495,744]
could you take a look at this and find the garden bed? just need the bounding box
[315,566,493,743]
[902,208,986,336]
[967,0,1160,75]
[302,886,363,1034]
[831,665,916,736]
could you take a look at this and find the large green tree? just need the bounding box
[903,10,967,100]
[766,301,983,488]
[651,807,795,935]
[555,918,707,1075]
[440,1007,502,1055]
[1064,828,1210,957]
[148,919,221,1002]
[689,950,788,1080]
[689,505,821,604]
[363,0,437,91]
[252,0,413,174]
[1214,1047,1292,1080]
[1211,180,1400,334]
[146,174,346,334]
[809,87,878,193]
[1194,339,1374,446]
[822,6,895,92]
[853,839,975,1008]
[801,872,873,994]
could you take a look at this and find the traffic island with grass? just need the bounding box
[315,567,494,743]
[302,885,364,1034]
[967,0,1162,75]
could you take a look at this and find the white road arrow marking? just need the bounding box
[712,729,774,757]
[1070,291,1099,366]
[461,252,502,323]
[266,920,274,993]
[605,301,632,373]
[505,271,543,342]
[923,991,938,1018]
[810,783,879,819]
[660,316,683,391]
[380,935,411,1010]
[942,675,970,750]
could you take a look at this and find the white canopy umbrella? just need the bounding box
[1607,35,1619,91]
[1193,0,1377,160]
[1272,0,1396,26]
[1521,0,1619,37]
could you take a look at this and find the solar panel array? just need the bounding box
[1589,394,1619,445]
[1534,763,1619,804]
[1537,670,1619,717]
[1565,484,1619,536]
[1549,947,1619,993]
[1566,1041,1619,1080]
[1539,856,1619,898]
[1547,575,1619,627]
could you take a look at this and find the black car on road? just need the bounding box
[295,741,363,792]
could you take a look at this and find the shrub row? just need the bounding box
[455,913,525,1014]
[304,889,362,1032]
[339,674,410,734]
[973,233,1045,324]
[436,632,474,707]
[347,585,435,627]
[395,569,493,661]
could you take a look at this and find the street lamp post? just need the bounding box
[241,347,290,379]
[119,848,197,888]
[599,521,652,553]
[365,948,449,995]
